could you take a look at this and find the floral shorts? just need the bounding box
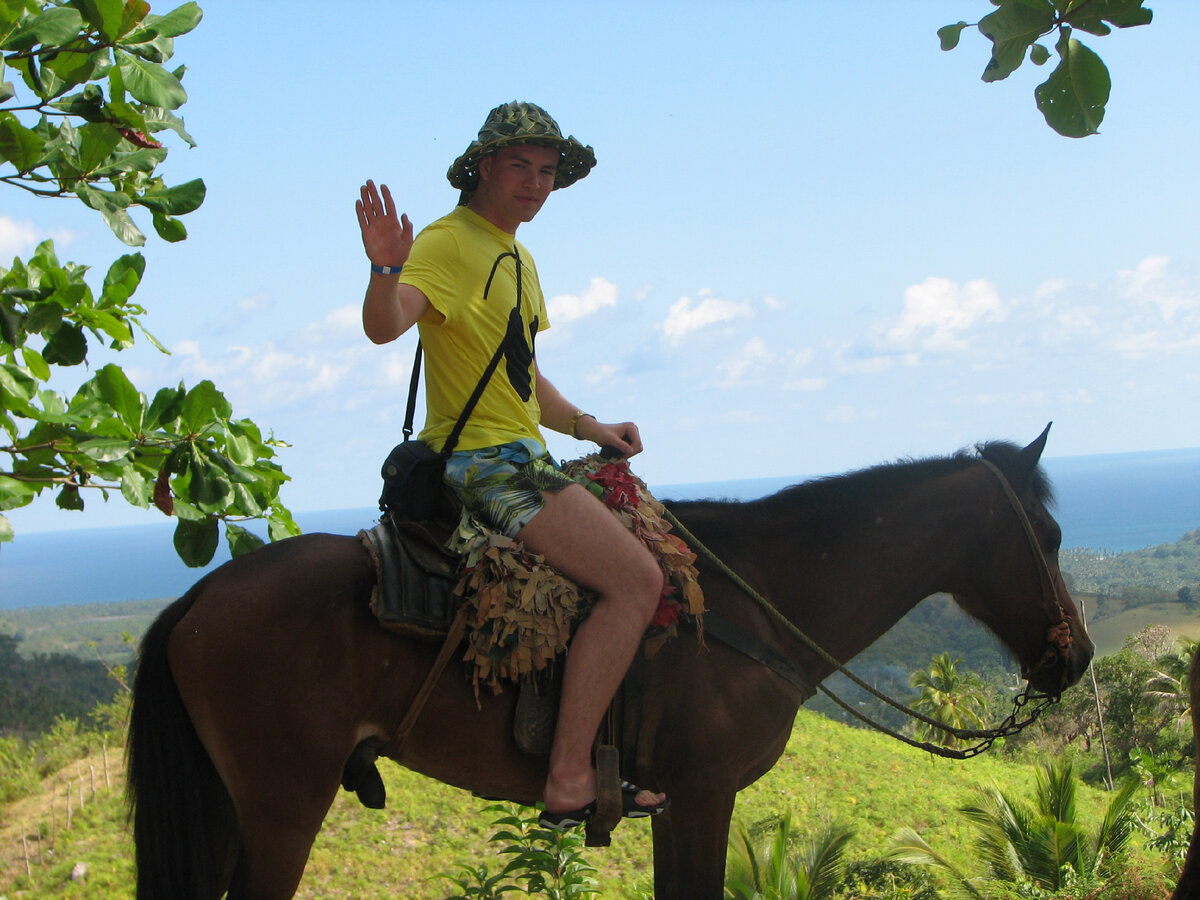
[443,440,576,537]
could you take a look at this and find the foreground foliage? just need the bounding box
[887,759,1142,897]
[938,0,1153,137]
[1,0,297,563]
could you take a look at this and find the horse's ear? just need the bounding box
[1016,422,1052,473]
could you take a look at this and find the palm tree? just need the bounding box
[725,814,854,900]
[885,759,1140,895]
[1145,637,1199,733]
[909,652,989,748]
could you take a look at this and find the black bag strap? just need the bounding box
[403,246,526,459]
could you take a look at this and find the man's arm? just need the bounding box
[356,180,431,343]
[536,365,643,457]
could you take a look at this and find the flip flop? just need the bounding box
[539,781,670,829]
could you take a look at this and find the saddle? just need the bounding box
[359,515,459,639]
[359,515,564,756]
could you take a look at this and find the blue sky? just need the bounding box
[4,1,1198,534]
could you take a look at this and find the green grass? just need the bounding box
[1088,602,1200,657]
[0,708,1175,899]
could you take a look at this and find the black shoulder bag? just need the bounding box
[378,248,526,522]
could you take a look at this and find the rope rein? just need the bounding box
[663,457,1064,761]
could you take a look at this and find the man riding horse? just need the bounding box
[355,101,669,827]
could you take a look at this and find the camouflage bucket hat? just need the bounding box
[447,101,597,192]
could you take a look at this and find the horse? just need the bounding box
[1171,649,1200,899]
[127,427,1094,899]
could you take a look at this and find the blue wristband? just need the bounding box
[371,263,403,275]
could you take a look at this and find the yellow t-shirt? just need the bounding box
[398,206,549,453]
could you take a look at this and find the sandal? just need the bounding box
[539,781,670,829]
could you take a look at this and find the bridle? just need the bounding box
[664,454,1076,761]
[978,458,1074,687]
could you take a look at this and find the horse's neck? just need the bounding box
[736,475,983,674]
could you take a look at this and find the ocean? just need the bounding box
[1,447,1197,611]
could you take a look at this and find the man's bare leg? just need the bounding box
[516,482,666,815]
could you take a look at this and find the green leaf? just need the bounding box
[938,22,969,51]
[6,5,85,52]
[268,505,301,541]
[145,384,184,429]
[186,445,233,509]
[120,464,150,507]
[225,521,265,558]
[143,1,203,39]
[0,362,38,408]
[0,475,38,511]
[42,321,88,365]
[142,106,196,147]
[1035,33,1110,137]
[0,111,45,173]
[76,183,145,246]
[1064,0,1152,36]
[116,49,187,109]
[20,346,50,381]
[978,0,1057,82]
[76,0,127,42]
[100,252,145,307]
[75,122,123,173]
[76,436,133,461]
[42,44,102,85]
[92,146,166,177]
[82,306,135,346]
[138,177,205,215]
[179,380,231,433]
[0,513,12,542]
[1030,42,1051,65]
[174,514,219,566]
[151,210,186,242]
[94,362,143,431]
[56,484,84,510]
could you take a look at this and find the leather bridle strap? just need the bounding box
[977,458,1073,667]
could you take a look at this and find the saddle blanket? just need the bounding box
[360,454,705,697]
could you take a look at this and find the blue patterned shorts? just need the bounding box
[443,440,576,537]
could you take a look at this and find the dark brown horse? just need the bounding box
[127,428,1094,899]
[1171,650,1200,899]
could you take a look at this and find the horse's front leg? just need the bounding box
[650,774,738,900]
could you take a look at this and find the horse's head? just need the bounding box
[951,424,1094,696]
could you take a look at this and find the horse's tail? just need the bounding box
[127,586,236,900]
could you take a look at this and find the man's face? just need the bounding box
[476,144,561,225]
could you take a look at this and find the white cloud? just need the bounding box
[1117,255,1169,300]
[882,276,1006,352]
[0,216,39,260]
[0,216,79,260]
[783,376,826,392]
[717,337,773,385]
[661,289,752,345]
[824,405,877,424]
[298,303,362,344]
[238,292,273,314]
[548,276,618,324]
[585,363,618,385]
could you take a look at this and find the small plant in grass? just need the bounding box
[724,812,855,900]
[439,802,598,900]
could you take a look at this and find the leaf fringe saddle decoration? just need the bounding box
[448,453,705,697]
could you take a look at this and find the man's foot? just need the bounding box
[539,781,670,829]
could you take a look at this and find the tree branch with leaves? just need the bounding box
[1,0,298,565]
[939,0,1154,137]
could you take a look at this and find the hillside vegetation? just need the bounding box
[0,706,1170,899]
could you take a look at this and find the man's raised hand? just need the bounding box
[356,180,414,269]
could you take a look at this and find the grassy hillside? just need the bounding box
[0,708,1175,899]
[0,600,168,662]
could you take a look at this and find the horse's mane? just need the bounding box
[670,440,1053,516]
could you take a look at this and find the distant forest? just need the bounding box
[2,526,1198,739]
